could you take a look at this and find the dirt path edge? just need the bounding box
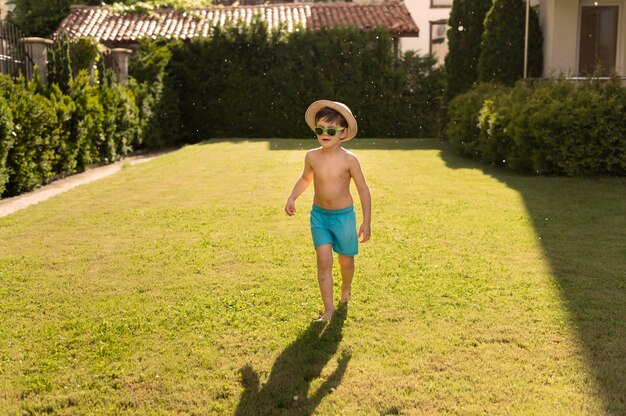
[0,153,159,218]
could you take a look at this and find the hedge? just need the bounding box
[0,71,143,198]
[447,78,626,176]
[0,35,149,198]
[128,38,180,149]
[144,22,445,143]
[0,96,14,195]
[0,75,59,195]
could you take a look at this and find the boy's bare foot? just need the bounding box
[340,292,351,303]
[316,309,335,322]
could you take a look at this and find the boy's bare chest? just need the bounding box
[311,158,350,182]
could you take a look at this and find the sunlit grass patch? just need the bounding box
[0,139,624,415]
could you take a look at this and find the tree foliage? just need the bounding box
[478,0,543,84]
[444,0,492,99]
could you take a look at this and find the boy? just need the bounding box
[285,100,371,322]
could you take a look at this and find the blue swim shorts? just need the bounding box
[310,204,358,256]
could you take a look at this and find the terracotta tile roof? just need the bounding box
[53,2,418,44]
[311,2,416,35]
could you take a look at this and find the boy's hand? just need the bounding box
[359,222,371,243]
[285,198,296,216]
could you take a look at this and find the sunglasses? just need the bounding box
[314,126,346,137]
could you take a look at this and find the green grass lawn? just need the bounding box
[1,139,624,415]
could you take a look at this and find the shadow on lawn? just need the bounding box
[439,142,626,414]
[196,138,442,151]
[235,302,350,416]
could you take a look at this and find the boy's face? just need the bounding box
[315,117,348,147]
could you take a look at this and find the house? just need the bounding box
[383,0,452,65]
[537,0,626,78]
[53,2,419,50]
[214,0,453,63]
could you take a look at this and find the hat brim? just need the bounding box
[305,100,358,141]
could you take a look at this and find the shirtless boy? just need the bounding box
[285,100,371,322]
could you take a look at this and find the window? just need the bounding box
[430,20,449,66]
[579,5,619,75]
[431,0,453,8]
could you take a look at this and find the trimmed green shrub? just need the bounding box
[0,45,144,198]
[67,70,106,169]
[98,70,142,160]
[129,38,180,149]
[48,83,79,174]
[0,75,59,196]
[111,78,143,156]
[447,79,626,176]
[478,0,543,84]
[447,83,506,157]
[47,36,73,93]
[522,79,626,175]
[129,37,173,86]
[0,95,14,195]
[48,36,104,93]
[70,37,102,78]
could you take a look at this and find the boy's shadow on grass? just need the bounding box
[235,302,350,416]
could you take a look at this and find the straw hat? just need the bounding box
[305,100,358,141]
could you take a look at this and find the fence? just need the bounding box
[0,20,34,80]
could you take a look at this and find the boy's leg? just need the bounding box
[338,254,354,302]
[316,244,335,321]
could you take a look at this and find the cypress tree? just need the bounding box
[478,0,543,84]
[444,0,493,99]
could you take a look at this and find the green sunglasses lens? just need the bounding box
[315,127,339,136]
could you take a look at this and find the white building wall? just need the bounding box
[540,0,579,76]
[540,0,626,77]
[400,0,452,62]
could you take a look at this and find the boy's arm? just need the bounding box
[349,155,371,243]
[285,152,314,216]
